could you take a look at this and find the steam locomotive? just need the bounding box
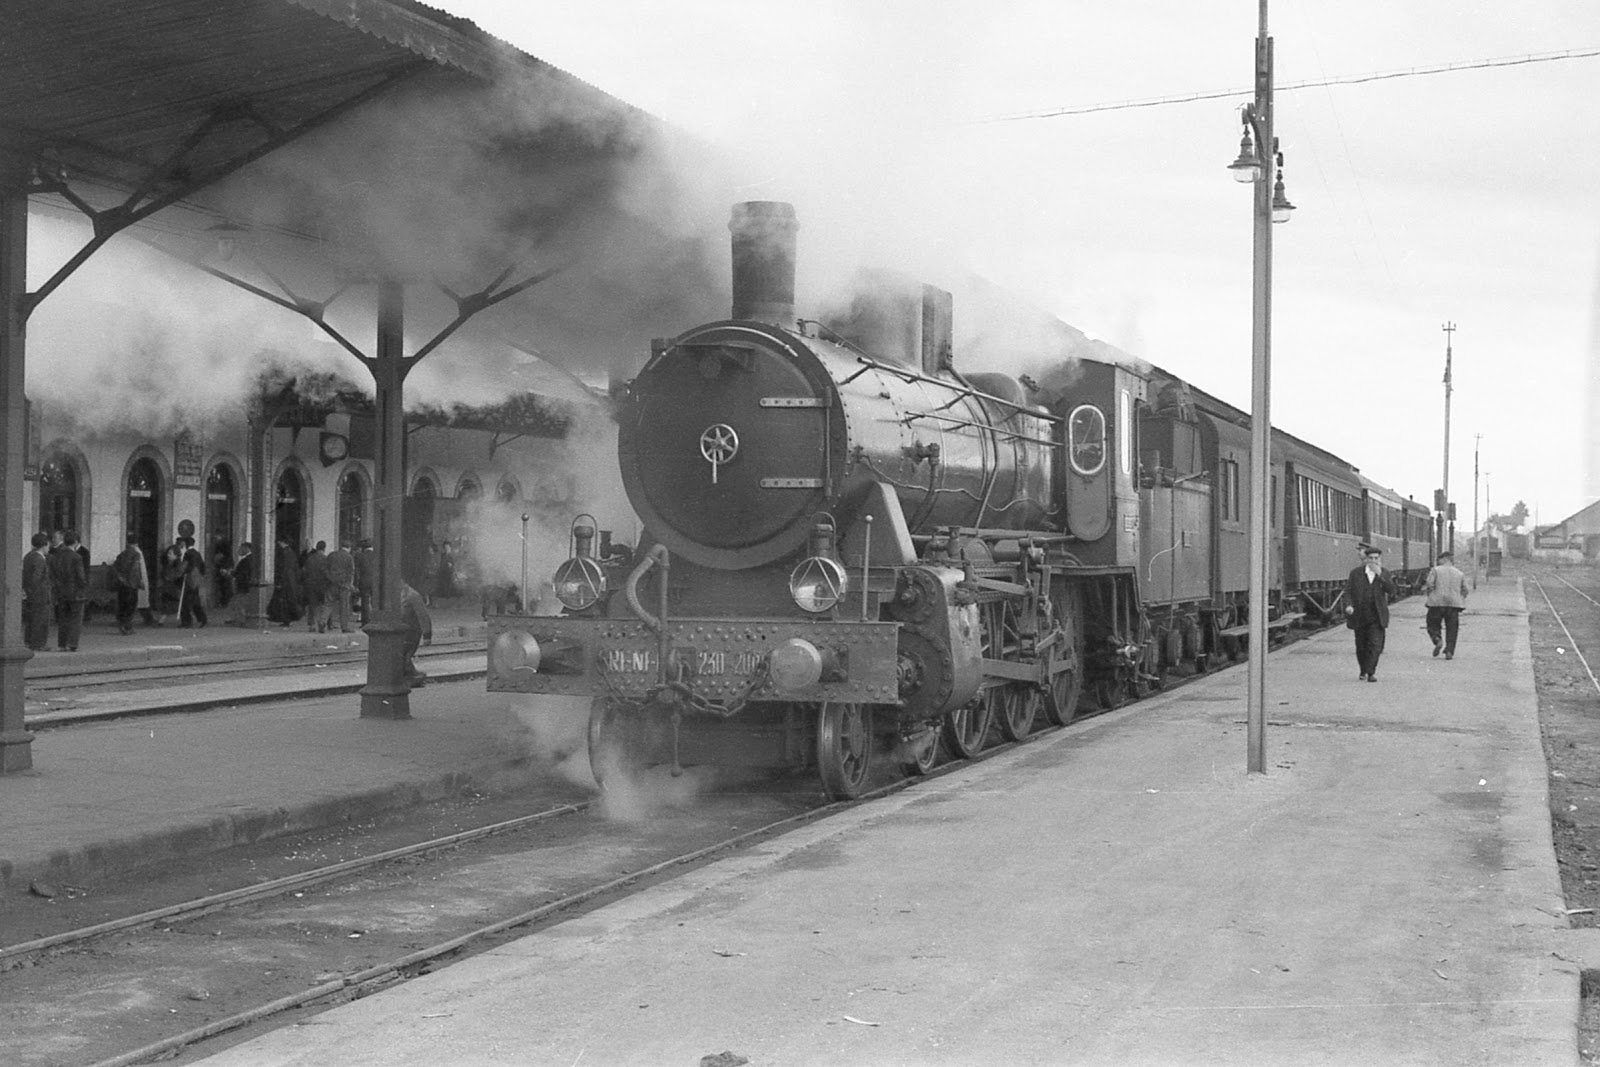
[487,201,1432,799]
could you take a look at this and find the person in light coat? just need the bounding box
[1423,550,1470,660]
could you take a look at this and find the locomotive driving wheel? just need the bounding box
[944,600,1002,758]
[942,698,992,759]
[1042,597,1083,726]
[992,601,1040,742]
[817,701,874,800]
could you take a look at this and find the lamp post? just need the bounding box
[1440,322,1455,557]
[1227,0,1294,775]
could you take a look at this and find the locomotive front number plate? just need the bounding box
[487,616,900,705]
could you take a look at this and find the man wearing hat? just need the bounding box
[1344,545,1399,682]
[1422,550,1470,660]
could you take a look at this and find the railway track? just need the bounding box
[3,717,1085,1067]
[1,609,1349,1065]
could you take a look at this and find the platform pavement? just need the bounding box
[187,576,1583,1067]
[0,599,515,893]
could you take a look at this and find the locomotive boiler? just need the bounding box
[487,200,1430,799]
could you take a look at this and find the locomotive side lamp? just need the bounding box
[790,518,849,613]
[552,515,608,611]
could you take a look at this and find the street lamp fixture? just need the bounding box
[1271,167,1296,223]
[1229,124,1262,183]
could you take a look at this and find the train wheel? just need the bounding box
[817,701,874,800]
[900,726,940,776]
[942,699,993,760]
[1042,598,1083,726]
[994,683,1039,742]
[587,697,644,791]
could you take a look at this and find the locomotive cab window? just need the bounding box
[1118,389,1133,476]
[1067,404,1106,476]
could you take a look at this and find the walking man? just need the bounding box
[178,537,209,628]
[1343,545,1398,682]
[1423,550,1470,660]
[22,532,53,651]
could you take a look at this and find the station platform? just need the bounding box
[3,579,1586,1064]
[1,599,504,893]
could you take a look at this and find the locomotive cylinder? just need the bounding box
[729,201,798,326]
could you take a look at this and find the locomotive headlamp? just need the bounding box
[552,556,607,611]
[769,637,824,691]
[490,630,542,678]
[790,555,847,613]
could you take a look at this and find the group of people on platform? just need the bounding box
[266,537,376,634]
[1344,544,1473,682]
[22,529,91,652]
[20,530,430,683]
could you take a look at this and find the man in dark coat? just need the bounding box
[268,536,303,627]
[48,529,89,651]
[300,540,330,633]
[109,536,146,635]
[1343,545,1400,682]
[22,532,53,651]
[230,542,255,626]
[178,537,208,628]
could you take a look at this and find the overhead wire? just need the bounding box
[972,47,1600,125]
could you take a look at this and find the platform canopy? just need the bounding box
[0,0,638,204]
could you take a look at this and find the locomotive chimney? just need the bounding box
[729,201,798,325]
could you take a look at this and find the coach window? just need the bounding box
[1067,405,1106,476]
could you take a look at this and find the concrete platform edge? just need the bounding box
[0,753,541,896]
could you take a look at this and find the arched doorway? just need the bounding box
[127,457,162,588]
[337,468,367,547]
[275,468,306,553]
[403,476,437,589]
[205,464,238,558]
[40,452,81,536]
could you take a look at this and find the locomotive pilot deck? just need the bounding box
[488,615,901,707]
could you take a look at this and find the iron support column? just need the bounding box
[0,153,34,772]
[360,278,411,719]
[244,413,273,627]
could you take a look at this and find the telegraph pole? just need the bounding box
[1440,322,1455,555]
[1472,434,1481,589]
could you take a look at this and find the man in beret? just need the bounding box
[1344,545,1399,682]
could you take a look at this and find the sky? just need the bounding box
[441,0,1598,526]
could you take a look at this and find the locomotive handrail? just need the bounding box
[625,546,672,688]
[900,410,1058,447]
[851,355,1063,424]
